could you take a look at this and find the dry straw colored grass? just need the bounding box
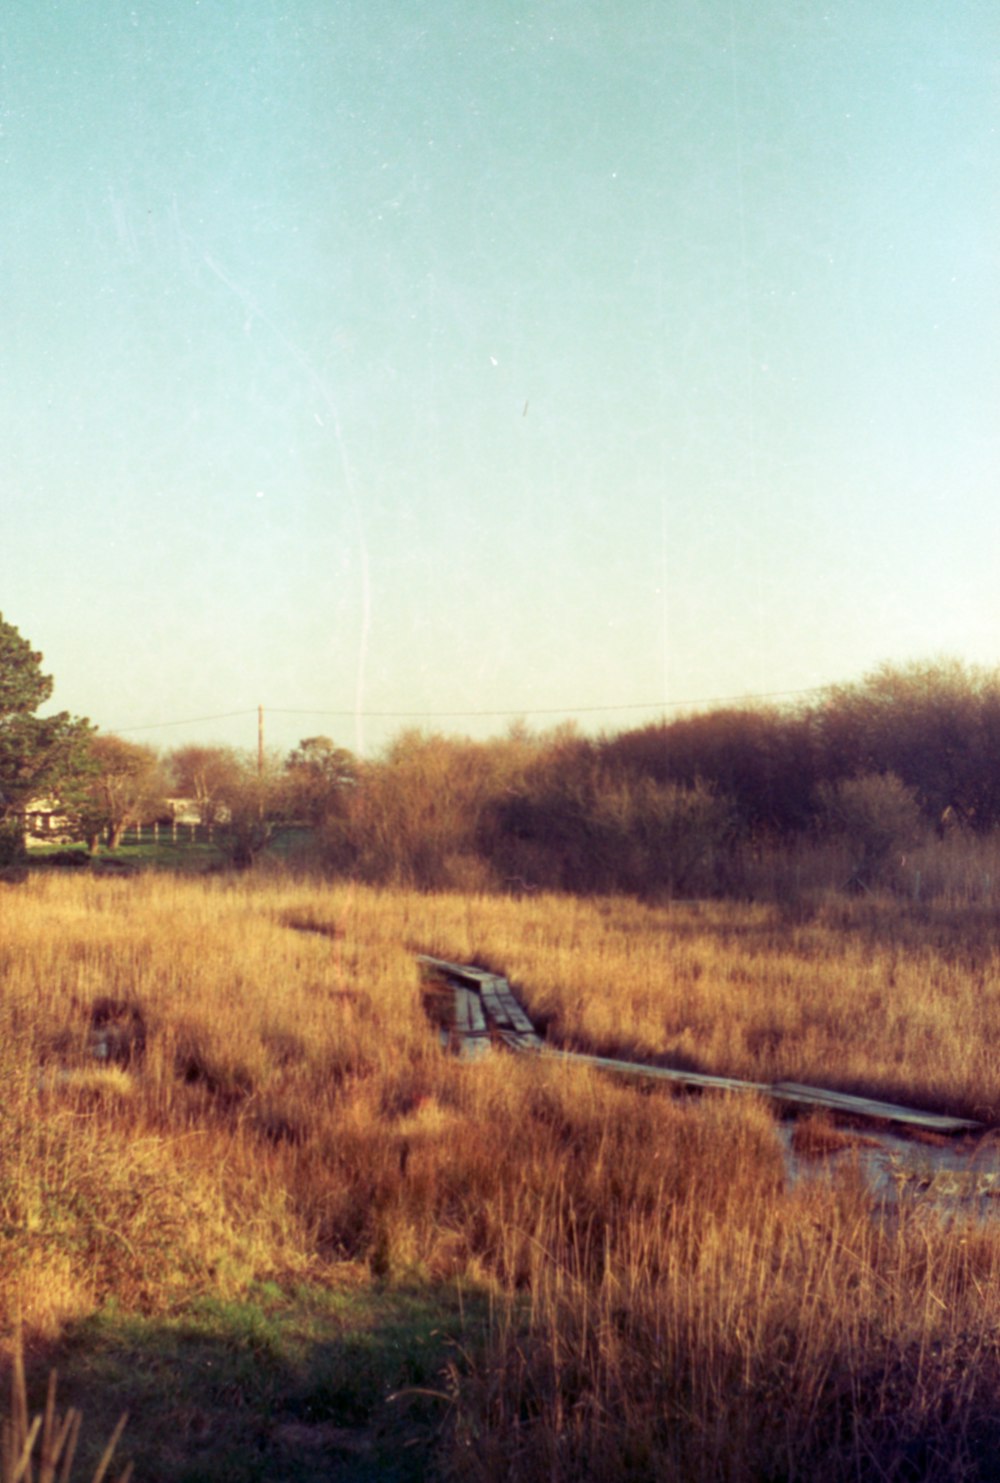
[3,870,1000,1477]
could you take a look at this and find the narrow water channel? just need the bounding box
[780,1122,1000,1217]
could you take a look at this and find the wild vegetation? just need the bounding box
[8,618,1000,1474]
[0,614,92,865]
[4,869,1000,1479]
[12,602,1000,904]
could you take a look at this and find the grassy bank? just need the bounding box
[3,871,1000,1478]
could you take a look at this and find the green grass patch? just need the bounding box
[28,839,224,873]
[27,1280,489,1482]
[27,826,317,874]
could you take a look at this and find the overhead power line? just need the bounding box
[107,685,827,735]
[270,687,825,719]
[110,709,259,734]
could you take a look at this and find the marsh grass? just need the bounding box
[3,871,1000,1476]
[2,1331,129,1483]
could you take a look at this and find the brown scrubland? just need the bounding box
[5,864,1000,1479]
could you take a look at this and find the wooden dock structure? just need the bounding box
[417,955,983,1135]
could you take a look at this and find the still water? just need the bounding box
[781,1123,1000,1217]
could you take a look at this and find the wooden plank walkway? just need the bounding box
[418,956,543,1050]
[453,986,489,1037]
[416,955,983,1133]
[768,1082,982,1133]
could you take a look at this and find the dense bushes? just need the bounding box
[321,728,539,889]
[817,772,924,892]
[602,705,820,836]
[481,760,733,896]
[813,659,1000,830]
[314,728,737,897]
[100,658,990,897]
[305,659,1000,898]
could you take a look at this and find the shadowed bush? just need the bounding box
[817,771,924,892]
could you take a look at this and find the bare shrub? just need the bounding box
[329,729,535,888]
[817,772,924,892]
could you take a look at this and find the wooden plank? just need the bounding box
[479,976,538,1037]
[493,987,537,1036]
[452,988,469,1033]
[466,990,489,1037]
[418,955,983,1133]
[420,957,539,1041]
[449,987,491,1060]
[452,987,472,1033]
[537,1058,980,1132]
[452,987,489,1037]
[543,1048,770,1095]
[770,1082,981,1133]
[454,1031,491,1061]
[417,955,495,986]
[497,1028,544,1052]
[479,977,512,1027]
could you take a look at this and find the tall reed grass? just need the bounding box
[3,869,1000,1477]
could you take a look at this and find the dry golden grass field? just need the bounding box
[5,867,1000,1479]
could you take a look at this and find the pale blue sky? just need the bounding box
[2,1,998,755]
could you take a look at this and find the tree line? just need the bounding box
[4,610,1000,892]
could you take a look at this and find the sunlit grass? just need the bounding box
[3,868,1000,1476]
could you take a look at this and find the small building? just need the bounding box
[24,800,74,846]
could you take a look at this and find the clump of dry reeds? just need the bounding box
[5,869,1000,1477]
[2,1333,129,1483]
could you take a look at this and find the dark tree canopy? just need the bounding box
[0,613,93,860]
[814,659,1000,830]
[284,736,357,825]
[0,617,53,719]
